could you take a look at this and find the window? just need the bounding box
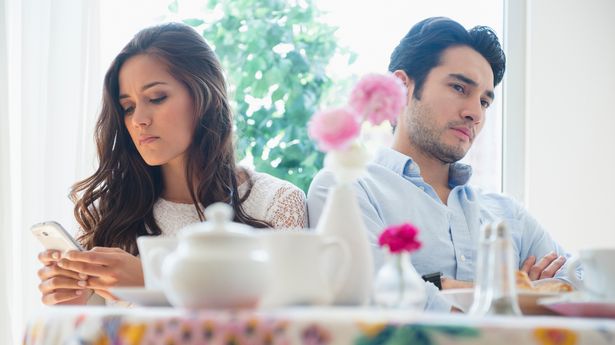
[99,0,505,192]
[318,1,504,192]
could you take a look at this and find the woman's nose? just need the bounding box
[131,105,152,127]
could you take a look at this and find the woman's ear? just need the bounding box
[393,70,415,99]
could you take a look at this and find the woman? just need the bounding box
[36,22,307,305]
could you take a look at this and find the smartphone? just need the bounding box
[31,221,84,251]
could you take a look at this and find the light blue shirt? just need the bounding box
[307,146,576,312]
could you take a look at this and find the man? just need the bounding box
[307,17,575,312]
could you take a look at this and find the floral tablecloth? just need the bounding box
[23,306,615,345]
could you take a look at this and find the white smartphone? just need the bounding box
[31,221,84,251]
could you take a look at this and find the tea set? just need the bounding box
[115,203,615,314]
[115,202,349,309]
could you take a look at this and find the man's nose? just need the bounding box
[460,97,484,124]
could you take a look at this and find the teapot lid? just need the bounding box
[179,202,256,239]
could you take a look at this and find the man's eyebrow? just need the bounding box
[119,81,167,100]
[449,73,494,100]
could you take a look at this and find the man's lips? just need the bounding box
[451,127,472,140]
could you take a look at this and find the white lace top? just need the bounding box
[86,170,306,306]
[152,170,307,234]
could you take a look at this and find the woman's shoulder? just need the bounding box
[248,170,304,196]
[240,169,307,229]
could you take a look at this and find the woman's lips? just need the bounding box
[138,136,159,145]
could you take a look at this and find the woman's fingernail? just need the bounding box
[51,252,60,260]
[57,260,65,267]
[77,280,87,287]
[79,273,88,280]
[75,290,82,296]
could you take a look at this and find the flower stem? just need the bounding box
[396,253,405,304]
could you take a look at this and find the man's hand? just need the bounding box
[441,276,474,289]
[57,247,144,301]
[521,251,566,280]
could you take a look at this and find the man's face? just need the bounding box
[401,45,495,164]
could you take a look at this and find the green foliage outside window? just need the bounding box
[168,0,355,192]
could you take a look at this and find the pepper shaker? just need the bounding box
[484,221,522,316]
[468,223,494,315]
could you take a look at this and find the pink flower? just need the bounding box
[348,73,407,126]
[308,107,360,152]
[378,223,421,254]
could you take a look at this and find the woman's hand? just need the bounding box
[37,250,92,305]
[57,247,144,301]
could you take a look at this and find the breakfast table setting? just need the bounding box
[22,203,615,345]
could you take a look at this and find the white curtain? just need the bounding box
[1,0,13,342]
[1,0,101,343]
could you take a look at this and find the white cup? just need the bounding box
[136,236,178,290]
[260,230,349,308]
[567,248,615,300]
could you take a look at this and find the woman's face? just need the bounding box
[119,54,195,167]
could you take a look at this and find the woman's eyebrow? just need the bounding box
[119,81,168,100]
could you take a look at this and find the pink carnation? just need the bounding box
[308,107,360,152]
[378,223,422,254]
[348,73,407,126]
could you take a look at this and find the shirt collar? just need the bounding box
[373,146,473,187]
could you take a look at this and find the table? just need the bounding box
[23,306,615,345]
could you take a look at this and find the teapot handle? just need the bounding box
[321,237,350,298]
[144,247,171,287]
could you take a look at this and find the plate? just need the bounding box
[110,287,171,307]
[538,292,615,318]
[440,288,561,315]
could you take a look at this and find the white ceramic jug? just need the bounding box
[259,230,350,308]
[161,203,270,309]
[316,144,375,305]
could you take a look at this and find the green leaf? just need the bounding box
[183,18,205,27]
[167,0,178,13]
[271,87,286,102]
[302,152,317,167]
[348,51,358,65]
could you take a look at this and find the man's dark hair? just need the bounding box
[389,17,506,99]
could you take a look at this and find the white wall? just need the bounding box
[525,0,615,252]
[0,0,14,341]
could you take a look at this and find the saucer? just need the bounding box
[440,288,561,315]
[110,287,171,307]
[538,292,615,318]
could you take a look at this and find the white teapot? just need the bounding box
[161,202,270,309]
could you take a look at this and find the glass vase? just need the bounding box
[373,251,426,309]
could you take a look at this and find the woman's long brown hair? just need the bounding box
[71,23,269,254]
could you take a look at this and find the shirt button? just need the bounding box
[460,255,466,262]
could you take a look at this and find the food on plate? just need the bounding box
[515,271,573,293]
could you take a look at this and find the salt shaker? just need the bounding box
[468,223,494,315]
[484,221,522,316]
